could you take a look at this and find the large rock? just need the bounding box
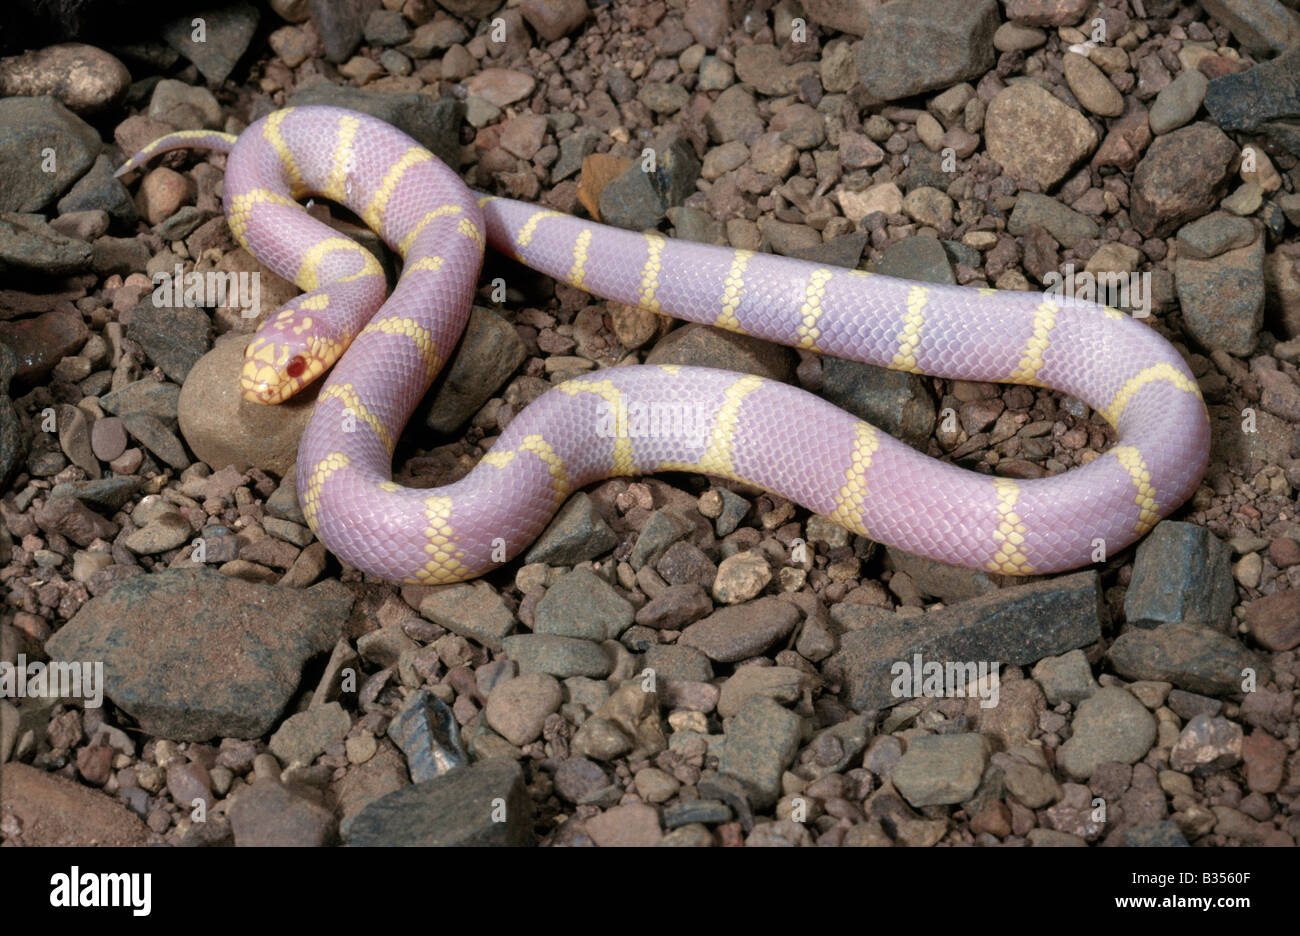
[827,571,1101,711]
[422,306,525,434]
[853,0,1000,102]
[985,83,1098,190]
[1130,123,1239,237]
[1124,522,1235,630]
[1204,45,1300,157]
[0,96,100,212]
[1175,231,1264,356]
[344,759,534,846]
[1108,623,1266,697]
[161,1,260,85]
[288,84,464,168]
[0,43,131,114]
[44,569,353,740]
[0,762,152,845]
[178,335,318,475]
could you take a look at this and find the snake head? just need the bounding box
[241,299,342,403]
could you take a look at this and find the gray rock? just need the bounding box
[0,213,92,274]
[101,379,181,424]
[1175,231,1264,356]
[1124,820,1190,846]
[1130,122,1239,237]
[56,154,138,226]
[269,701,350,766]
[120,412,189,470]
[827,571,1102,711]
[386,689,468,781]
[867,234,955,285]
[1124,521,1235,630]
[501,634,612,678]
[422,306,525,434]
[820,359,935,451]
[127,302,212,384]
[717,696,802,810]
[418,582,516,653]
[1008,193,1100,249]
[663,799,732,827]
[599,138,700,231]
[1058,687,1157,780]
[1107,623,1265,697]
[853,0,999,102]
[1204,45,1300,156]
[1031,649,1098,705]
[1198,0,1300,55]
[534,566,634,641]
[679,596,801,662]
[523,492,618,565]
[228,778,336,846]
[161,1,260,85]
[43,570,353,740]
[645,323,796,381]
[1149,68,1209,135]
[345,760,534,846]
[892,733,989,807]
[1176,212,1256,260]
[50,476,142,512]
[643,643,714,684]
[288,84,464,168]
[0,96,100,212]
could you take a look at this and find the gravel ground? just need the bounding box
[1,0,1298,847]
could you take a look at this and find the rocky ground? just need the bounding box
[1,0,1299,847]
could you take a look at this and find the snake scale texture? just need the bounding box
[116,106,1211,584]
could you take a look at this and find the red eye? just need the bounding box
[286,355,308,378]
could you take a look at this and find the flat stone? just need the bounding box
[423,306,526,434]
[0,96,100,212]
[501,634,612,678]
[534,566,634,641]
[829,571,1102,710]
[1107,623,1265,696]
[344,759,534,846]
[523,492,618,565]
[679,596,800,662]
[985,83,1098,189]
[1204,46,1300,156]
[228,778,336,846]
[161,0,260,85]
[717,696,803,810]
[269,701,351,766]
[418,582,516,653]
[1,762,151,845]
[1175,233,1264,356]
[44,569,352,740]
[1008,192,1100,248]
[893,733,989,807]
[853,0,999,102]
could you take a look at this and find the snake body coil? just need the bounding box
[117,106,1211,583]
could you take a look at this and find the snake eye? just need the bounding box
[286,355,308,379]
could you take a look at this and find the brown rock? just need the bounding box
[178,335,318,475]
[0,43,130,114]
[1130,122,1239,237]
[985,83,1098,189]
[1244,589,1300,651]
[1,762,151,845]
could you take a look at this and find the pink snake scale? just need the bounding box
[117,106,1211,584]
